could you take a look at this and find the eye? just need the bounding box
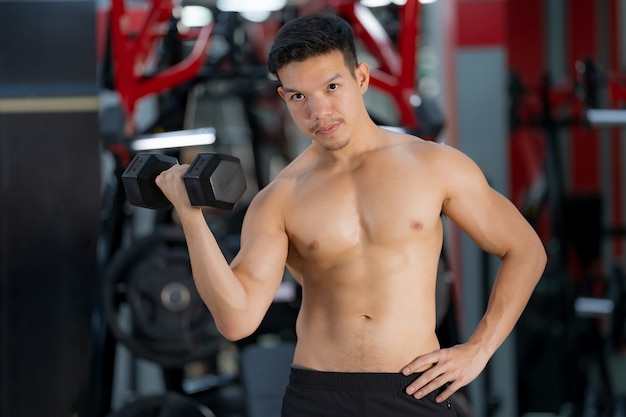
[291,93,305,101]
[328,83,339,92]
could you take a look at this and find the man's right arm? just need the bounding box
[157,165,289,341]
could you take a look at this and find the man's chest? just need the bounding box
[284,166,444,258]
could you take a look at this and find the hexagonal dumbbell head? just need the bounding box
[183,153,247,210]
[121,153,178,210]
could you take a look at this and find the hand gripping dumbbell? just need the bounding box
[121,153,247,210]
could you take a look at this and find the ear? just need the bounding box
[355,62,370,93]
[277,86,286,100]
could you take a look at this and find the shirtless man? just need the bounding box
[156,13,547,417]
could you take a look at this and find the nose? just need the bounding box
[307,94,332,120]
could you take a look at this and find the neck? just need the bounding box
[313,122,388,164]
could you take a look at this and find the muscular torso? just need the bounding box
[278,136,445,372]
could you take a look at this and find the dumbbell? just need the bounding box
[121,152,247,210]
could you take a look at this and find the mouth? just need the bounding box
[312,120,341,136]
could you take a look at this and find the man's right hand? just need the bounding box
[155,164,195,212]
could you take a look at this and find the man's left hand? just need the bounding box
[402,344,489,403]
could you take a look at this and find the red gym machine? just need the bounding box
[106,0,443,139]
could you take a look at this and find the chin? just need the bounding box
[323,138,350,152]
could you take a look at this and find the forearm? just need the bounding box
[402,243,545,402]
[467,240,546,357]
[176,207,255,338]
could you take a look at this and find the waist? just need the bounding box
[293,316,440,372]
[288,367,422,392]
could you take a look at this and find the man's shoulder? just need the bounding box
[405,138,468,162]
[382,137,480,185]
[380,134,450,162]
[270,148,317,183]
[253,159,304,203]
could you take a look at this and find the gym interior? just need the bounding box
[1,0,625,416]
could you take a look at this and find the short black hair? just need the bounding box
[267,13,358,80]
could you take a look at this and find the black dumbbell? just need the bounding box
[121,152,247,210]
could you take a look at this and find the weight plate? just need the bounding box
[103,228,224,367]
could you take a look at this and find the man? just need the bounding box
[156,13,546,416]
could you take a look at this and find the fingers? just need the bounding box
[155,164,192,206]
[402,344,485,403]
[402,349,441,375]
[155,164,188,186]
[407,373,460,403]
[402,348,466,403]
[160,163,189,177]
[433,380,463,402]
[405,359,452,401]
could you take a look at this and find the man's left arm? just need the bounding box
[403,144,547,402]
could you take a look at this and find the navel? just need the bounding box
[307,240,319,251]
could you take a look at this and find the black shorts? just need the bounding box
[281,368,458,417]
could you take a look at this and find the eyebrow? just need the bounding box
[282,73,343,94]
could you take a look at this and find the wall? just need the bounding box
[0,1,101,415]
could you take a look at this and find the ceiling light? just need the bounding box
[130,128,217,151]
[241,10,272,22]
[216,0,286,13]
[181,5,213,28]
[361,0,435,5]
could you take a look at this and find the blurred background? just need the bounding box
[1,0,625,416]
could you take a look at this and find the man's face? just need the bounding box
[276,50,369,151]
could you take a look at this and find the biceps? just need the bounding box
[444,188,530,257]
[231,231,289,297]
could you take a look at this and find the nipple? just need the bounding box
[411,221,424,230]
[307,240,319,251]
